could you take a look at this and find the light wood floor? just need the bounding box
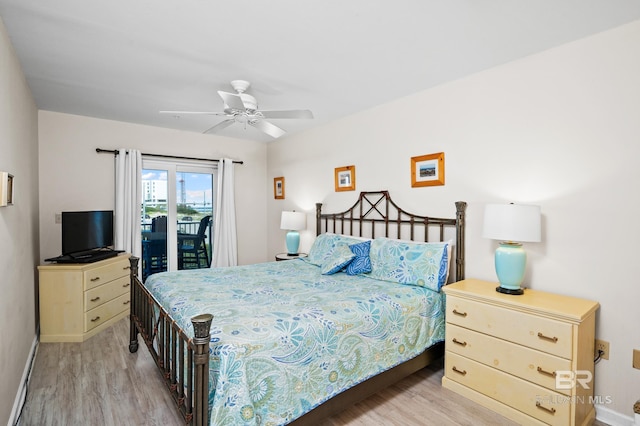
[18,318,607,425]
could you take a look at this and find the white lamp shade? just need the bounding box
[280,211,306,231]
[483,204,541,243]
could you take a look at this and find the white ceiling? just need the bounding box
[1,1,640,142]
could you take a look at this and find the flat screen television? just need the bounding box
[62,210,114,256]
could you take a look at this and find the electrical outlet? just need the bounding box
[633,349,640,369]
[595,339,609,360]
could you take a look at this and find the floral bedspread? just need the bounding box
[144,259,445,425]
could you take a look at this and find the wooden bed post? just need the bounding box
[128,256,140,353]
[316,202,322,235]
[191,313,213,426]
[455,201,467,281]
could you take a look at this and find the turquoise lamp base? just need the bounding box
[494,242,526,295]
[285,231,301,256]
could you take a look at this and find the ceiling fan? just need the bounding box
[160,80,313,138]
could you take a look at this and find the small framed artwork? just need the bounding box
[0,172,13,207]
[411,152,445,187]
[274,176,285,199]
[334,165,356,192]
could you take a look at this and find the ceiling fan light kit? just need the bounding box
[160,80,313,139]
[230,79,251,93]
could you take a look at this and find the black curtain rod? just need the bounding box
[95,148,243,165]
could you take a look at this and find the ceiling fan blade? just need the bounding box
[160,110,227,115]
[217,91,246,111]
[250,120,286,138]
[203,119,236,134]
[260,110,314,119]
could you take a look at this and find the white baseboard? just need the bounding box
[596,404,635,426]
[7,335,38,426]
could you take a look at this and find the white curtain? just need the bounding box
[114,149,142,262]
[212,158,237,267]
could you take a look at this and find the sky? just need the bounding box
[142,169,213,207]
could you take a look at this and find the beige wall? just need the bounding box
[268,20,640,420]
[38,111,269,266]
[0,18,39,424]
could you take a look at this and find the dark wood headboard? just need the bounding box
[315,191,466,281]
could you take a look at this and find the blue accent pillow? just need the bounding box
[345,240,372,275]
[321,244,355,275]
[306,233,364,266]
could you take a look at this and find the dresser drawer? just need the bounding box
[445,351,570,425]
[84,275,131,311]
[446,296,573,358]
[84,257,131,291]
[84,293,130,332]
[446,323,571,395]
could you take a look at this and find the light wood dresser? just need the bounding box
[38,254,131,342]
[442,279,599,426]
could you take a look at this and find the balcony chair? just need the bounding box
[142,215,168,281]
[178,215,212,269]
[151,215,167,233]
[142,238,167,281]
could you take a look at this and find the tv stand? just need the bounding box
[38,254,131,342]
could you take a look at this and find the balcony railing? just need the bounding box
[141,219,212,281]
[141,220,201,234]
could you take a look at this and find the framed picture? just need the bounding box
[0,172,13,207]
[334,165,356,192]
[411,152,445,187]
[274,177,285,199]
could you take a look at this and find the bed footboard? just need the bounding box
[128,257,212,426]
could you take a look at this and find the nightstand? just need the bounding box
[275,253,307,261]
[442,279,599,426]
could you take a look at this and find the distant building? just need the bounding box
[142,180,167,207]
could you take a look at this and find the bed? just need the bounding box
[127,191,466,425]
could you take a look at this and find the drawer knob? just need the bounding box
[535,401,556,415]
[123,300,130,305]
[90,296,100,302]
[452,338,467,347]
[536,366,557,378]
[123,266,131,270]
[123,283,130,288]
[452,309,467,317]
[90,277,101,282]
[452,366,467,376]
[91,316,101,322]
[537,332,558,343]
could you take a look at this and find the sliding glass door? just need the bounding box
[141,166,169,281]
[141,160,216,281]
[176,169,214,271]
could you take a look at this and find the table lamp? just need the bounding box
[483,203,541,295]
[280,211,306,256]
